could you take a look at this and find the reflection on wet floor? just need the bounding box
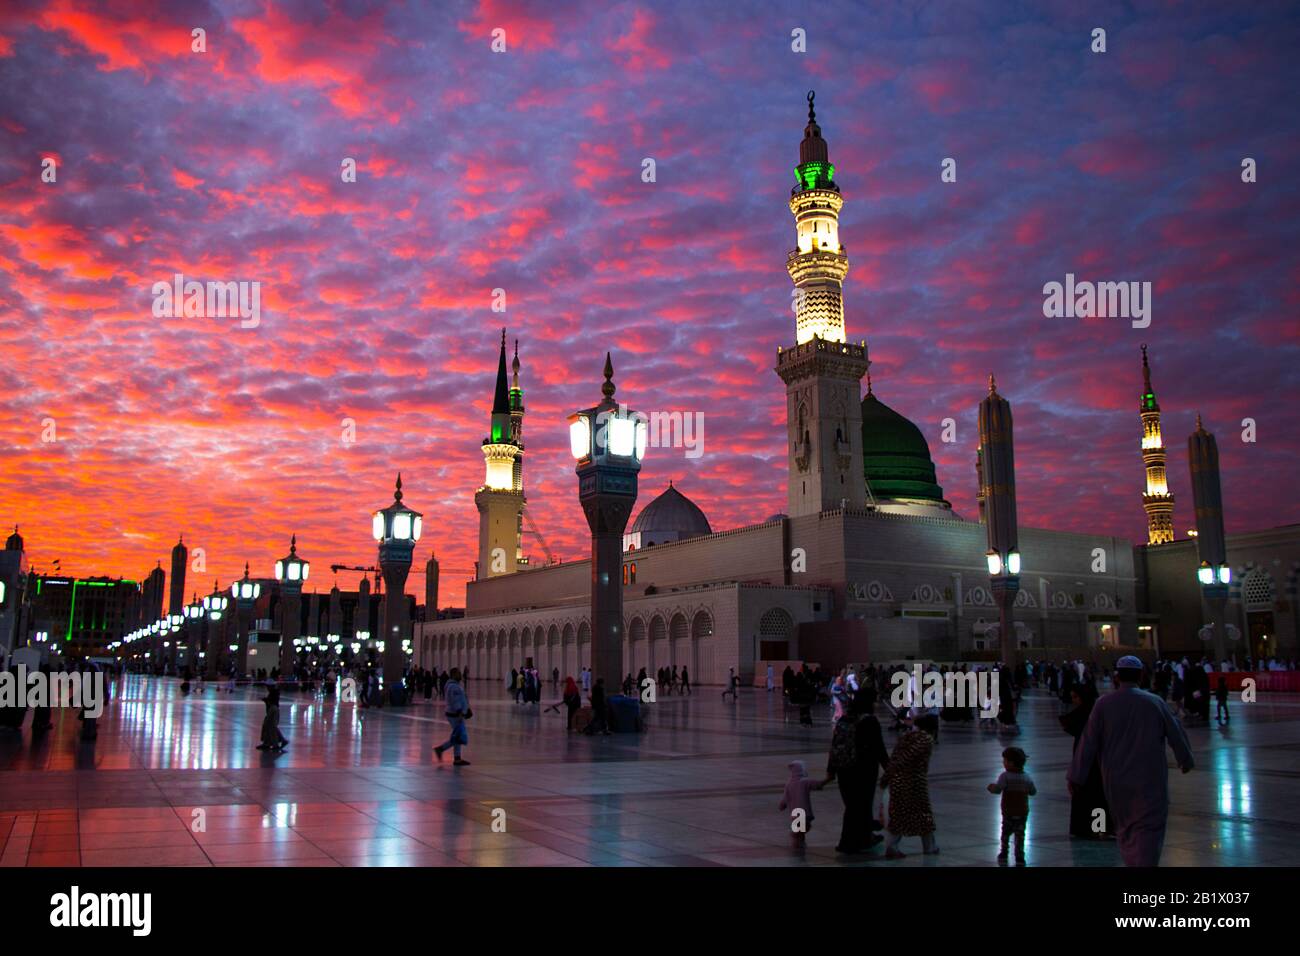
[1,674,1297,867]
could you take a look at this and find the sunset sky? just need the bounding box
[1,0,1297,607]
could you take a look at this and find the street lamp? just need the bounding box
[230,562,261,677]
[980,375,1021,664]
[1196,564,1227,587]
[182,597,204,672]
[274,535,309,678]
[373,473,422,703]
[569,353,645,692]
[1189,416,1231,662]
[202,581,229,678]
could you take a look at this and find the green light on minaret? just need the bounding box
[796,162,834,192]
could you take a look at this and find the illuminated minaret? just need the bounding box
[776,91,870,516]
[475,329,526,579]
[787,90,848,344]
[1139,345,1175,544]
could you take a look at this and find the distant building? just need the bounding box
[140,562,165,628]
[0,526,30,661]
[30,574,138,659]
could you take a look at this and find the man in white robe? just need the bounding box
[1068,655,1194,866]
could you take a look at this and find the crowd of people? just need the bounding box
[775,654,1204,866]
[4,646,1277,867]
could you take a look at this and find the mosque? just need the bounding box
[413,95,1300,686]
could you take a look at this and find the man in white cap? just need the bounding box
[1068,655,1193,866]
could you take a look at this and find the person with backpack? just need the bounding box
[825,692,889,853]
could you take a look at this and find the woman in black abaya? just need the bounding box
[1059,683,1109,838]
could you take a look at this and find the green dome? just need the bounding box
[861,392,948,505]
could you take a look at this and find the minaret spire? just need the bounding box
[492,328,510,416]
[477,329,526,579]
[1139,346,1175,544]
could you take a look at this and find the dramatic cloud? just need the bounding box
[0,0,1297,608]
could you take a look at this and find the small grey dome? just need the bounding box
[630,483,711,541]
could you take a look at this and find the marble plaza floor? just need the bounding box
[0,674,1297,867]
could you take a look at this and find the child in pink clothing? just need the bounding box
[779,759,826,849]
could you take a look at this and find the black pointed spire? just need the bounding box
[492,328,510,415]
[394,472,403,502]
[1141,345,1160,411]
[799,89,829,166]
[602,352,616,401]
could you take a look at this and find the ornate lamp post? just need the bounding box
[1189,415,1230,663]
[274,535,309,679]
[183,595,204,672]
[230,562,261,677]
[979,375,1021,665]
[568,353,646,691]
[202,581,229,678]
[373,474,422,702]
[167,610,183,671]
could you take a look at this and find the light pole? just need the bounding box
[167,611,183,671]
[1189,415,1230,663]
[202,581,228,679]
[231,562,261,678]
[568,353,645,692]
[184,596,204,673]
[274,536,309,680]
[979,375,1020,665]
[373,474,422,703]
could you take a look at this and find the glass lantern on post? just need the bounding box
[567,353,646,694]
[230,562,261,678]
[273,536,309,678]
[373,474,422,702]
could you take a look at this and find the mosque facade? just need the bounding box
[413,96,1299,686]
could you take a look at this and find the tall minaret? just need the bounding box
[168,535,187,616]
[475,329,526,578]
[424,550,440,620]
[509,339,525,494]
[775,91,870,516]
[1139,345,1175,544]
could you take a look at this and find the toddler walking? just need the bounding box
[778,760,826,849]
[987,746,1036,865]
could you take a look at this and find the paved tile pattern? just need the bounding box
[1,675,1296,866]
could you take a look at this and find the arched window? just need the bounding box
[758,607,795,662]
